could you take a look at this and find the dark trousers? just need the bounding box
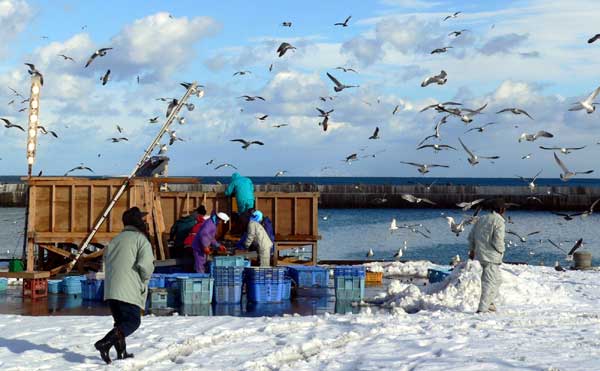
[108,299,141,337]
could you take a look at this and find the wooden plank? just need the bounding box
[274,234,321,241]
[88,186,94,230]
[185,193,190,215]
[153,194,167,260]
[108,185,113,232]
[143,182,158,258]
[50,185,55,232]
[81,248,105,260]
[0,271,50,279]
[70,185,75,232]
[40,244,75,259]
[293,197,297,235]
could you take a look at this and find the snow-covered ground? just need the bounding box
[2,262,600,370]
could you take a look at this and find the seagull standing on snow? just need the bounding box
[393,248,403,260]
[553,153,593,181]
[569,86,600,114]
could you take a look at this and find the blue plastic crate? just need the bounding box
[334,276,365,301]
[148,288,168,309]
[282,279,291,300]
[334,266,366,278]
[167,287,179,307]
[213,284,242,304]
[81,279,104,301]
[244,267,287,283]
[165,273,210,289]
[247,280,289,303]
[287,266,329,288]
[148,274,166,289]
[48,280,61,294]
[178,277,213,304]
[213,266,244,286]
[61,276,85,295]
[213,256,249,267]
[0,278,7,292]
[427,268,452,283]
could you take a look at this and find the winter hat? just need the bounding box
[217,212,230,223]
[251,210,263,223]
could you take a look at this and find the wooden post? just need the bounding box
[152,191,167,260]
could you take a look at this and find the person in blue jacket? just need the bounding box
[224,172,255,213]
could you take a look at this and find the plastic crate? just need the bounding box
[148,288,168,309]
[0,278,7,292]
[213,284,242,304]
[180,304,212,316]
[81,279,104,301]
[213,304,243,316]
[178,277,213,305]
[366,271,383,283]
[167,287,179,307]
[213,266,244,286]
[48,280,61,294]
[427,268,452,283]
[61,276,85,295]
[148,274,166,289]
[334,266,366,278]
[165,273,210,289]
[287,265,329,288]
[247,281,288,303]
[282,279,291,300]
[213,256,249,267]
[334,276,365,301]
[244,267,287,283]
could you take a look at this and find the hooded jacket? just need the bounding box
[224,173,255,209]
[192,212,220,251]
[468,211,506,264]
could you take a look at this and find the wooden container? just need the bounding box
[365,271,383,284]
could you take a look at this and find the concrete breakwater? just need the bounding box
[2,182,600,211]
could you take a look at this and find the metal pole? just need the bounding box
[65,82,200,273]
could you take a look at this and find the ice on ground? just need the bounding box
[364,260,433,277]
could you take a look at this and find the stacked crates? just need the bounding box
[164,273,210,306]
[213,266,244,304]
[148,274,166,289]
[178,276,214,305]
[427,268,452,283]
[48,280,62,294]
[148,288,168,309]
[81,279,104,301]
[61,276,85,295]
[245,267,288,303]
[334,266,365,302]
[287,265,329,288]
[0,278,7,292]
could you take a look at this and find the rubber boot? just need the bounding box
[94,328,118,364]
[115,328,134,360]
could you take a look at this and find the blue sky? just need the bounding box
[1,0,600,178]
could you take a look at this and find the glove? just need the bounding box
[203,247,211,255]
[468,250,475,260]
[218,245,227,253]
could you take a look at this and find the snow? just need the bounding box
[365,260,434,277]
[2,264,600,370]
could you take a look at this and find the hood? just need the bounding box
[231,172,241,180]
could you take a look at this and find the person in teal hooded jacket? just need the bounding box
[224,173,255,213]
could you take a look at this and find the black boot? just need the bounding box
[94,328,118,364]
[115,328,134,360]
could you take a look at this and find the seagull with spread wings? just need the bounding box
[368,127,380,139]
[334,15,351,27]
[58,54,75,62]
[326,72,359,92]
[401,194,436,205]
[231,139,264,149]
[276,42,296,57]
[421,70,447,87]
[497,108,534,120]
[85,47,112,68]
[569,86,600,114]
[458,138,500,165]
[1,118,24,131]
[507,230,541,243]
[464,122,497,134]
[443,11,461,21]
[539,145,586,154]
[517,169,543,191]
[553,152,593,181]
[400,162,449,174]
[214,163,238,170]
[65,164,94,176]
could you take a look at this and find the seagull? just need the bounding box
[393,248,403,260]
[239,95,266,101]
[392,105,400,115]
[553,152,593,181]
[448,29,468,37]
[368,127,380,139]
[37,126,58,138]
[256,115,269,121]
[401,194,436,205]
[166,99,178,118]
[522,153,533,160]
[24,63,44,85]
[400,162,449,174]
[569,86,600,113]
[554,261,566,272]
[326,72,359,92]
[64,164,94,176]
[108,137,128,143]
[450,103,488,123]
[539,145,586,154]
[371,196,388,205]
[445,216,475,236]
[275,170,288,177]
[335,67,358,73]
[116,125,123,133]
[549,239,583,260]
[334,15,351,27]
[233,70,251,76]
[168,130,184,145]
[507,230,541,243]
[273,124,288,128]
[497,108,534,120]
[431,46,453,54]
[230,139,264,149]
[420,101,462,113]
[276,42,296,57]
[443,11,461,21]
[344,153,358,163]
[421,70,447,87]
[417,143,456,152]
[8,87,24,98]
[526,196,543,204]
[84,47,113,68]
[158,144,168,155]
[205,159,215,166]
[519,130,554,143]
[588,34,600,44]
[281,21,292,27]
[456,199,485,211]
[458,138,500,165]
[581,199,600,218]
[316,107,334,117]
[269,63,273,72]
[1,118,24,131]
[148,116,159,123]
[390,218,399,232]
[177,117,186,125]
[464,122,497,134]
[58,54,75,62]
[517,169,543,191]
[552,211,583,221]
[214,163,238,170]
[418,115,449,146]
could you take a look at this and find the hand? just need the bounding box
[203,247,211,255]
[218,245,227,253]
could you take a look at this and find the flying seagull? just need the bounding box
[458,138,500,165]
[166,99,178,118]
[230,139,264,149]
[588,34,600,44]
[518,131,553,142]
[326,72,359,92]
[273,124,288,128]
[431,46,453,54]
[443,11,461,21]
[65,164,94,176]
[539,145,586,154]
[275,170,288,177]
[100,69,111,86]
[276,42,296,57]
[420,101,461,113]
[456,199,485,211]
[446,216,475,236]
[418,115,449,146]
[464,122,497,134]
[334,15,351,27]
[1,118,25,131]
[256,115,269,121]
[552,211,584,221]
[233,71,251,76]
[522,153,533,160]
[507,230,541,243]
[517,169,543,191]
[239,95,266,101]
[448,29,468,37]
[168,130,184,145]
[553,152,593,181]
[421,70,447,87]
[108,137,128,143]
[214,163,238,170]
[58,54,75,62]
[497,108,534,120]
[24,63,44,85]
[401,194,436,205]
[335,67,357,73]
[368,127,380,139]
[400,161,449,174]
[148,116,159,123]
[451,103,488,123]
[417,143,456,152]
[84,47,113,68]
[581,199,600,218]
[392,105,400,115]
[344,153,358,163]
[37,126,58,138]
[281,22,292,27]
[568,86,600,114]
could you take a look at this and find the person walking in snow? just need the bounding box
[95,207,155,364]
[468,198,506,313]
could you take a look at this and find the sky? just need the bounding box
[1,0,600,178]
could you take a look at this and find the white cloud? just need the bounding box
[0,0,33,58]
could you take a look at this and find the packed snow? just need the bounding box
[2,263,600,370]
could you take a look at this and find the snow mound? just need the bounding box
[364,260,433,277]
[498,264,571,306]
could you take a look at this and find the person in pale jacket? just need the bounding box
[94,207,155,364]
[468,198,506,313]
[244,210,273,266]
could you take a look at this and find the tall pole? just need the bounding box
[65,82,202,273]
[22,75,42,270]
